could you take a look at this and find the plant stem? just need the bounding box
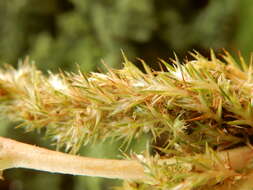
[0,136,253,181]
[217,146,253,171]
[0,137,146,180]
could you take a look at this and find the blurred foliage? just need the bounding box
[235,0,253,59]
[0,0,252,190]
[0,0,244,71]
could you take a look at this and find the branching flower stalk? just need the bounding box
[1,52,253,189]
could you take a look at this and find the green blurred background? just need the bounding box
[0,0,253,189]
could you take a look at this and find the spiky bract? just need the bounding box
[1,52,253,189]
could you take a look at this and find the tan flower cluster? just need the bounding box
[1,51,253,189]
